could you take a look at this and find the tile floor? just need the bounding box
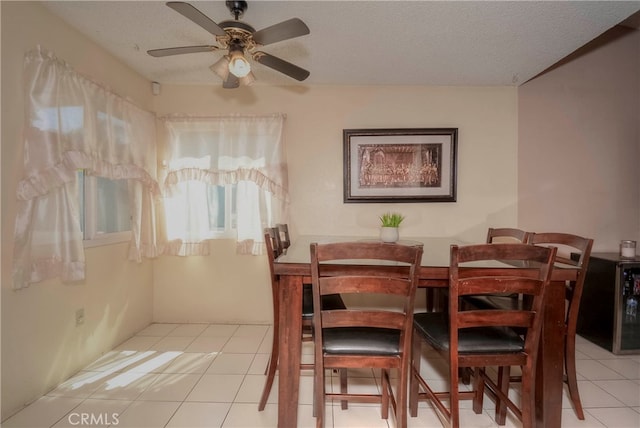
[3,323,640,428]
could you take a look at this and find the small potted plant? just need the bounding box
[379,212,404,243]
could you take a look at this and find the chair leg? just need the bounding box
[426,288,434,311]
[460,367,472,385]
[258,326,279,411]
[397,359,410,428]
[314,365,326,427]
[495,366,510,425]
[381,369,390,419]
[450,361,460,428]
[409,331,421,417]
[472,367,484,414]
[520,366,535,428]
[565,333,585,420]
[340,369,348,409]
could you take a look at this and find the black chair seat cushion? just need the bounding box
[413,312,524,354]
[302,284,346,319]
[322,327,401,356]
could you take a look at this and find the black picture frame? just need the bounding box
[343,128,458,203]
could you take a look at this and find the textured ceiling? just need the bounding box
[42,1,640,87]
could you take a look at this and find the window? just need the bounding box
[14,47,159,288]
[78,171,131,247]
[161,115,287,256]
[163,180,237,241]
[207,183,238,235]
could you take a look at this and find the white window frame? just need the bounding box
[207,182,237,239]
[79,171,131,248]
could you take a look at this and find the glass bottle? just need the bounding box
[626,295,638,321]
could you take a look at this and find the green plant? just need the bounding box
[379,212,405,227]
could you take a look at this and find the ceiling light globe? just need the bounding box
[229,56,251,78]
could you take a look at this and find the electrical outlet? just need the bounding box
[75,308,85,326]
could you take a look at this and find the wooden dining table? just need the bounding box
[272,235,577,428]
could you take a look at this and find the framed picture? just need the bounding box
[343,128,457,203]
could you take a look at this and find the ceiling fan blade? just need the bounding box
[253,52,310,81]
[147,45,218,57]
[166,1,226,37]
[223,74,240,89]
[252,18,310,46]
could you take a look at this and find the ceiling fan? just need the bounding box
[147,1,310,88]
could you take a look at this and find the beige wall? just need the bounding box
[151,84,519,323]
[1,2,155,419]
[519,26,640,250]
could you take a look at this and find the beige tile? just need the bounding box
[222,402,277,427]
[9,323,640,428]
[577,340,619,360]
[136,323,180,336]
[150,336,196,351]
[578,359,627,380]
[586,406,640,428]
[206,353,255,374]
[233,324,269,338]
[222,336,263,353]
[234,374,268,404]
[83,350,154,373]
[185,336,230,353]
[594,379,640,406]
[114,335,161,351]
[257,329,273,354]
[578,380,627,408]
[168,324,208,337]
[186,374,245,402]
[46,371,106,398]
[125,351,184,373]
[1,397,83,428]
[89,372,158,400]
[166,402,231,427]
[137,373,202,401]
[114,400,181,427]
[200,324,239,337]
[162,352,217,374]
[332,404,389,427]
[52,398,130,427]
[248,353,270,375]
[599,358,640,380]
[560,408,606,427]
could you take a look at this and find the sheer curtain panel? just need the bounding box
[161,115,289,256]
[12,47,160,289]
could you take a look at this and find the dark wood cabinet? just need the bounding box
[577,252,640,354]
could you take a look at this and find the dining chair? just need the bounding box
[310,241,423,428]
[427,228,531,313]
[258,228,346,411]
[486,227,531,244]
[266,226,283,257]
[530,233,593,421]
[409,243,557,428]
[480,227,532,303]
[276,223,291,250]
[476,232,593,421]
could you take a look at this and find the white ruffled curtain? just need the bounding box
[161,115,289,256]
[12,47,160,289]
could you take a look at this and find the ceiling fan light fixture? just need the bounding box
[239,71,255,86]
[210,56,230,80]
[228,50,251,78]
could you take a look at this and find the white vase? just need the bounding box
[380,227,399,243]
